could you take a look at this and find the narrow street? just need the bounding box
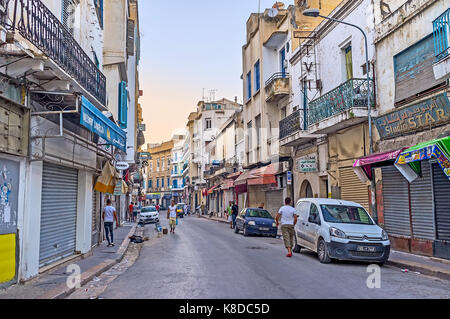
[96,213,450,299]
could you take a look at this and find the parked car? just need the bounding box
[139,206,159,224]
[293,198,390,265]
[234,208,277,238]
[176,203,185,218]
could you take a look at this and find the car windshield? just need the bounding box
[246,209,273,219]
[320,205,373,225]
[176,204,184,208]
[141,207,156,213]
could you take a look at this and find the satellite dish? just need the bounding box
[268,8,278,18]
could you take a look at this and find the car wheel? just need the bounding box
[293,235,301,253]
[234,225,239,234]
[317,239,331,264]
[243,226,249,237]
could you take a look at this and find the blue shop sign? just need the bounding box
[80,96,127,152]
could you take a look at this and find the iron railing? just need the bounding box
[265,72,289,88]
[279,109,306,140]
[308,78,374,126]
[433,7,450,61]
[1,0,106,105]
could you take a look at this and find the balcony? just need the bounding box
[265,73,290,103]
[433,8,450,81]
[1,0,106,106]
[279,109,318,147]
[308,78,376,134]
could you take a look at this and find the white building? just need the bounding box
[171,134,186,202]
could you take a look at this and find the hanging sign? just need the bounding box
[115,162,129,171]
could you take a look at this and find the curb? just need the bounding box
[386,259,450,281]
[39,224,138,299]
[199,215,229,225]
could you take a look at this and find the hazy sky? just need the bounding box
[138,0,293,144]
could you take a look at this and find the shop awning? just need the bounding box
[221,179,235,190]
[247,163,280,186]
[80,96,127,152]
[396,136,450,182]
[207,185,221,194]
[234,169,259,186]
[146,193,161,200]
[227,171,242,180]
[353,148,408,182]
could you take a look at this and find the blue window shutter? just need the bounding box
[255,61,260,92]
[247,71,252,100]
[118,81,128,129]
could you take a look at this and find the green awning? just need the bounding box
[395,136,450,180]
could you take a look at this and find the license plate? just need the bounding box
[259,227,269,231]
[357,246,376,252]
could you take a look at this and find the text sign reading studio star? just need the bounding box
[375,93,450,140]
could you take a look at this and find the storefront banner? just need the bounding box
[375,93,450,140]
[396,144,450,180]
[80,96,127,152]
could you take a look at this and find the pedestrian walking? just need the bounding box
[227,201,233,228]
[103,199,119,247]
[231,202,238,229]
[276,198,297,258]
[128,202,134,222]
[156,203,160,212]
[168,200,177,234]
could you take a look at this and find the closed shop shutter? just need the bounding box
[40,163,78,267]
[381,166,411,237]
[433,163,450,241]
[339,167,369,211]
[265,190,284,218]
[410,161,435,240]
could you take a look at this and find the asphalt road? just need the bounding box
[99,213,450,299]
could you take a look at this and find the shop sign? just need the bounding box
[396,144,450,179]
[115,162,129,171]
[375,93,450,140]
[286,171,292,185]
[297,155,317,173]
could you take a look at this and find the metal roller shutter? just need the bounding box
[339,167,369,211]
[410,161,435,240]
[433,163,450,241]
[265,190,284,218]
[381,166,411,237]
[39,163,78,267]
[92,190,99,247]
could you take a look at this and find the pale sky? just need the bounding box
[138,0,293,144]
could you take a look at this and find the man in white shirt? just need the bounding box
[102,199,119,247]
[276,198,298,258]
[167,200,177,233]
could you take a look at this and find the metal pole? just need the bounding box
[318,15,377,222]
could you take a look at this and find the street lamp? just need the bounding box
[303,8,377,221]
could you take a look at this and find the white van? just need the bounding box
[293,198,390,265]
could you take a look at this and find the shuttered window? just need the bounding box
[381,166,411,237]
[127,19,135,56]
[94,0,103,28]
[118,81,128,129]
[339,167,369,211]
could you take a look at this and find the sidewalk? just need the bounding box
[200,215,450,281]
[0,223,137,299]
[387,250,450,281]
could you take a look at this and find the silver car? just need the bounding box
[139,206,160,224]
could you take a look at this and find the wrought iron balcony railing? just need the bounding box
[308,78,374,126]
[279,109,307,140]
[433,8,450,61]
[1,0,106,105]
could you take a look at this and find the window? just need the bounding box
[148,180,152,189]
[344,45,353,80]
[281,107,287,119]
[168,178,170,187]
[156,178,160,188]
[205,118,212,130]
[246,71,252,100]
[150,162,153,172]
[255,115,261,147]
[320,205,373,225]
[173,179,178,189]
[247,121,253,151]
[254,60,260,92]
[161,178,165,188]
[162,158,165,170]
[118,81,128,129]
[62,0,77,35]
[94,0,103,28]
[309,204,320,224]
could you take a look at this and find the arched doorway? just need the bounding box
[300,180,314,199]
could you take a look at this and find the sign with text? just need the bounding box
[296,155,317,173]
[375,93,450,140]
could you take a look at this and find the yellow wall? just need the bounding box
[0,234,15,283]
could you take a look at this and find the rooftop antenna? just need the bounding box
[209,89,218,102]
